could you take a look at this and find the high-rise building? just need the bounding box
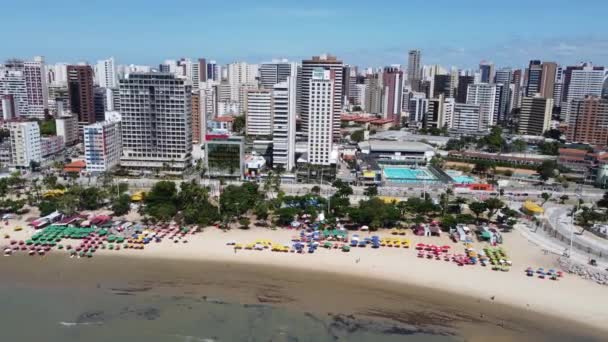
[518,96,553,136]
[207,60,219,82]
[382,67,403,123]
[1,95,18,120]
[307,68,334,165]
[198,58,207,83]
[433,74,453,99]
[526,60,543,96]
[479,61,495,83]
[84,120,122,173]
[564,64,606,103]
[245,89,273,136]
[95,57,117,89]
[272,76,297,171]
[450,103,482,133]
[425,95,454,129]
[0,67,27,117]
[495,68,513,121]
[119,73,192,174]
[93,87,106,122]
[566,96,608,146]
[299,54,343,140]
[512,69,523,109]
[9,121,41,168]
[364,73,383,114]
[67,65,96,125]
[259,60,294,89]
[540,62,557,99]
[456,75,474,103]
[407,50,422,90]
[466,83,499,130]
[0,57,48,119]
[191,91,202,144]
[48,63,68,86]
[408,93,428,123]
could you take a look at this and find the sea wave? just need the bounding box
[171,334,216,342]
[59,321,103,327]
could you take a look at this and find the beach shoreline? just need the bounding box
[2,225,607,340]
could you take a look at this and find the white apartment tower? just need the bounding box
[84,120,122,173]
[272,76,297,171]
[245,89,273,136]
[9,121,41,168]
[119,73,192,174]
[466,83,499,131]
[259,60,295,89]
[0,57,48,119]
[450,103,482,133]
[227,62,259,102]
[0,68,27,117]
[96,57,118,88]
[307,68,334,165]
[566,65,606,103]
[299,54,343,140]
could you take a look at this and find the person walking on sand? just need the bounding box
[356,258,360,264]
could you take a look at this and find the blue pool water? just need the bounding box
[383,167,438,183]
[445,170,475,184]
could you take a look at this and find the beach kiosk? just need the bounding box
[522,201,544,216]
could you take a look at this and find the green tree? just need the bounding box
[310,185,321,195]
[111,194,131,216]
[511,139,527,152]
[575,207,604,234]
[364,185,378,197]
[144,181,178,221]
[38,200,58,216]
[238,217,251,229]
[233,115,246,133]
[254,202,269,220]
[469,201,488,221]
[350,129,365,143]
[538,141,560,155]
[275,207,298,226]
[559,195,569,204]
[484,197,505,221]
[543,129,562,140]
[349,197,400,229]
[596,192,608,208]
[540,192,552,206]
[537,160,557,181]
[439,214,457,232]
[42,174,59,189]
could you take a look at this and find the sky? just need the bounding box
[2,0,608,69]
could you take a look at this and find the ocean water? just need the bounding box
[0,284,455,342]
[0,255,602,342]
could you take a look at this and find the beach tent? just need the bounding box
[522,201,544,215]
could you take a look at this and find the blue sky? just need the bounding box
[2,0,607,69]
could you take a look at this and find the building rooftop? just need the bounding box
[359,140,435,153]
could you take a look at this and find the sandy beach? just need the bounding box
[3,215,607,340]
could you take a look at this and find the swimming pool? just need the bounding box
[383,167,439,183]
[446,170,475,184]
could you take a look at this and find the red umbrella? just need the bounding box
[441,245,451,250]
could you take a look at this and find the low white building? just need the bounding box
[41,135,65,157]
[9,121,41,168]
[56,114,79,145]
[83,120,122,173]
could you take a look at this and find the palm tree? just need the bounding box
[540,192,552,207]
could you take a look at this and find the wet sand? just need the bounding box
[0,253,604,341]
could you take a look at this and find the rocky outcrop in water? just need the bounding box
[558,257,608,285]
